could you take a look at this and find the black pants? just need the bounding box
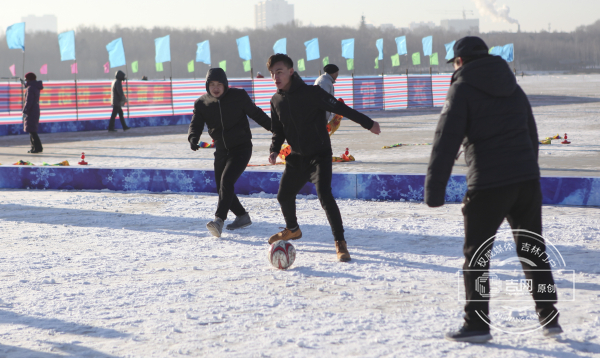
[29,132,43,152]
[214,144,252,221]
[278,151,345,241]
[462,179,558,329]
[108,105,128,130]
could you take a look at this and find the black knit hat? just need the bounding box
[324,64,339,74]
[25,72,37,81]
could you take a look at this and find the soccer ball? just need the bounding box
[268,241,296,270]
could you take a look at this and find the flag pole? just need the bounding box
[74,60,79,121]
[169,61,174,115]
[124,61,130,119]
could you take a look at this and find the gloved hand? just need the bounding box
[190,139,200,151]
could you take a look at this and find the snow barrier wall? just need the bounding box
[0,167,598,207]
[0,75,452,136]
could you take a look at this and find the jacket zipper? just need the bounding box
[217,100,228,150]
[285,94,303,154]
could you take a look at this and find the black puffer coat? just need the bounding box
[425,56,540,207]
[23,80,43,133]
[270,72,374,156]
[188,68,271,151]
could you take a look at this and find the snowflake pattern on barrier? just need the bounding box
[400,185,424,202]
[445,176,467,203]
[123,170,151,191]
[200,171,214,186]
[30,168,56,188]
[166,171,194,192]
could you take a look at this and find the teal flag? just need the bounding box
[422,36,433,56]
[444,41,456,61]
[6,22,25,51]
[58,31,76,61]
[196,40,211,65]
[273,38,286,54]
[106,38,126,68]
[341,38,355,59]
[236,35,252,61]
[155,35,171,63]
[376,38,384,60]
[304,38,320,61]
[395,36,407,55]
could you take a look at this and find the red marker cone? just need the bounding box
[78,152,88,165]
[561,133,571,144]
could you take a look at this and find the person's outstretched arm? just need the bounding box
[269,102,285,164]
[241,89,272,132]
[313,87,380,134]
[188,100,205,151]
[424,85,468,207]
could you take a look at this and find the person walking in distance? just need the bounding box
[22,72,44,153]
[108,70,130,132]
[425,37,562,343]
[188,68,272,237]
[266,54,381,262]
[314,64,339,120]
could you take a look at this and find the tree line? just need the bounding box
[1,19,599,81]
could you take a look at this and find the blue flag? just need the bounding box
[236,36,252,61]
[489,46,503,56]
[196,40,211,65]
[6,22,25,51]
[395,36,407,56]
[341,38,355,59]
[58,30,76,61]
[304,38,320,61]
[106,38,126,68]
[422,36,433,57]
[273,38,287,54]
[502,43,514,62]
[376,38,384,60]
[444,41,456,60]
[155,35,171,63]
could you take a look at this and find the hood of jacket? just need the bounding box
[25,80,44,90]
[205,68,229,97]
[277,71,306,95]
[452,55,517,97]
[115,70,126,81]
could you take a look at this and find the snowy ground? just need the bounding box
[1,189,599,357]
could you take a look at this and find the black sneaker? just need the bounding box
[123,126,131,131]
[542,323,563,337]
[445,325,492,343]
[27,149,42,153]
[226,213,252,230]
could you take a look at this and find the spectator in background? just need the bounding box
[22,72,44,153]
[141,75,148,81]
[314,64,339,120]
[108,70,130,132]
[256,72,265,78]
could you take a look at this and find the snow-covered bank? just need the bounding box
[1,189,599,357]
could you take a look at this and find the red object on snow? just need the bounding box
[561,133,571,144]
[78,152,88,165]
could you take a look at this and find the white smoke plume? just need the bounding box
[472,0,519,25]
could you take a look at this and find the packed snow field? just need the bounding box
[1,190,599,357]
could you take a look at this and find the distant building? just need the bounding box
[409,21,436,31]
[440,19,479,33]
[255,0,295,29]
[21,14,58,33]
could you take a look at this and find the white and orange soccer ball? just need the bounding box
[268,241,296,270]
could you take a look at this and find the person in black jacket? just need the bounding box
[188,68,271,237]
[108,70,130,132]
[424,37,562,343]
[266,54,381,262]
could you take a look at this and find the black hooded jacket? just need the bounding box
[111,70,126,106]
[188,68,271,151]
[270,72,374,156]
[424,56,540,207]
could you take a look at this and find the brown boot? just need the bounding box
[335,240,351,262]
[268,227,302,244]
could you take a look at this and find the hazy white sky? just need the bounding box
[1,0,599,33]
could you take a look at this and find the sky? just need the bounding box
[1,0,599,33]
